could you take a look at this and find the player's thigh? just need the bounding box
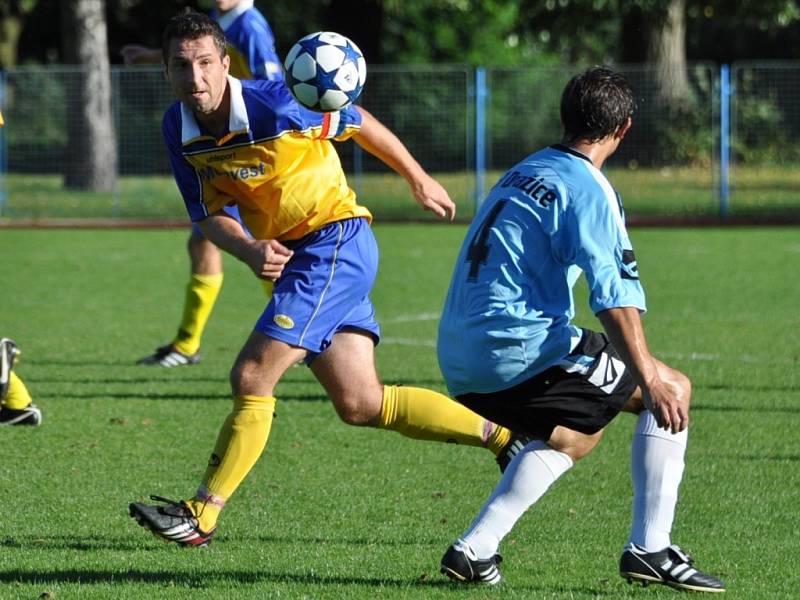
[231,330,307,397]
[309,330,383,421]
[548,426,604,462]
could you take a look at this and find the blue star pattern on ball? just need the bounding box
[340,41,363,68]
[296,34,330,59]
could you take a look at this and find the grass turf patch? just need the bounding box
[0,225,798,598]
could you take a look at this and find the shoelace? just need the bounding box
[668,545,694,566]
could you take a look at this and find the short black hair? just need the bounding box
[161,11,227,65]
[560,66,636,144]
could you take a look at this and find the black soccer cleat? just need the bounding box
[0,403,42,426]
[496,432,534,473]
[129,495,215,547]
[0,337,21,400]
[440,540,503,585]
[620,544,726,593]
[136,345,201,368]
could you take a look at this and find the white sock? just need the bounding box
[462,439,573,559]
[627,410,687,552]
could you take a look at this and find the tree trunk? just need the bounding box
[646,0,690,108]
[60,0,117,191]
[0,15,22,68]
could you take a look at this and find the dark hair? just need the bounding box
[560,66,636,144]
[161,11,227,64]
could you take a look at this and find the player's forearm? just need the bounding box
[196,213,254,263]
[597,307,660,390]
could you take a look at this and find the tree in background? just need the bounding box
[60,0,117,191]
[0,0,36,67]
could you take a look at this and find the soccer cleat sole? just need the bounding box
[128,504,212,548]
[441,565,468,582]
[622,570,726,593]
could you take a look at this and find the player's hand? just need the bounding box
[642,380,689,434]
[411,175,456,221]
[247,239,294,281]
[120,44,160,65]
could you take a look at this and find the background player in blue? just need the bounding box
[437,67,725,592]
[122,0,283,367]
[128,12,520,548]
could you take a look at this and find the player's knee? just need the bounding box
[670,368,692,406]
[331,390,382,426]
[548,427,603,462]
[229,359,263,396]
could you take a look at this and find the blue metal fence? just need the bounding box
[0,62,798,221]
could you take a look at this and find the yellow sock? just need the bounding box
[260,278,274,297]
[186,395,276,532]
[378,385,511,455]
[4,372,32,410]
[173,272,223,356]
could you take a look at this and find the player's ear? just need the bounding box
[222,53,230,72]
[616,116,632,140]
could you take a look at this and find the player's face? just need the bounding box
[165,35,230,116]
[215,0,241,13]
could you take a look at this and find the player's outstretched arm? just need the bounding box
[197,212,293,281]
[353,107,455,221]
[597,307,689,433]
[120,44,162,65]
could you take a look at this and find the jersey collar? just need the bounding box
[551,143,592,163]
[215,0,254,31]
[181,75,250,146]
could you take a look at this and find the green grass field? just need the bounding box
[0,225,798,599]
[2,165,799,221]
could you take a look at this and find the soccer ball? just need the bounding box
[283,31,367,112]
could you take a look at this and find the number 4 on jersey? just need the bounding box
[466,199,507,282]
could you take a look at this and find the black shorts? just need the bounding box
[456,329,637,441]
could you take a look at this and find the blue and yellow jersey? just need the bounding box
[163,76,370,242]
[212,0,282,81]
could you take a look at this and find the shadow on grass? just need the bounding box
[0,537,616,595]
[31,376,230,385]
[0,567,614,595]
[52,392,233,401]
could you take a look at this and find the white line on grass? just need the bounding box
[381,312,440,324]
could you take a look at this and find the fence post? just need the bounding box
[474,67,487,209]
[112,67,121,217]
[719,64,730,219]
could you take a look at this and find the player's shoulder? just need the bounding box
[241,79,295,113]
[240,79,332,136]
[238,6,275,35]
[534,145,610,196]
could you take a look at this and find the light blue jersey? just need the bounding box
[437,145,646,396]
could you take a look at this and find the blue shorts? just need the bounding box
[254,217,380,361]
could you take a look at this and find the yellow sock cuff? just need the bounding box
[4,371,32,410]
[378,385,399,428]
[234,395,276,413]
[192,272,224,288]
